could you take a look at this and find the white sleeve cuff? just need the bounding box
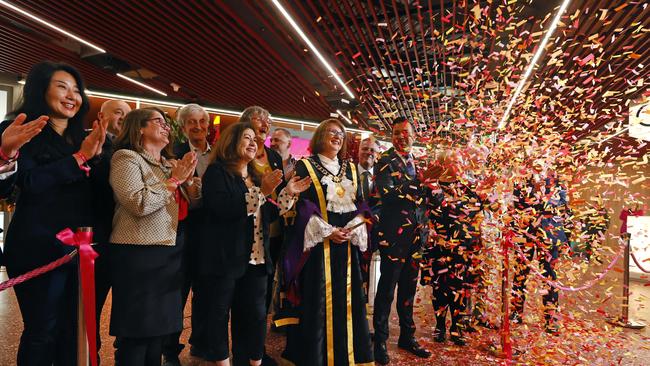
[345,214,368,252]
[276,187,298,216]
[304,215,335,251]
[245,186,266,216]
[0,161,17,179]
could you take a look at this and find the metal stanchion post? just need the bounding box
[608,235,646,329]
[77,227,92,366]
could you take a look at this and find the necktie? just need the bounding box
[361,171,370,200]
[405,154,416,178]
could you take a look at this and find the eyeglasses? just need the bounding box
[326,129,345,138]
[251,116,271,124]
[147,117,171,130]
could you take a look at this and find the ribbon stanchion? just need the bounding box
[56,227,99,366]
[607,235,646,330]
[486,230,514,363]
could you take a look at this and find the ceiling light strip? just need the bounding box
[116,73,167,96]
[328,0,395,130]
[84,90,369,134]
[322,1,392,129]
[497,0,572,129]
[0,0,106,53]
[270,0,355,99]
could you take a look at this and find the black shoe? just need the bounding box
[434,329,446,343]
[262,353,278,366]
[509,312,522,324]
[463,323,478,333]
[450,335,467,346]
[545,323,560,335]
[374,342,390,365]
[161,356,181,366]
[477,319,497,329]
[397,337,431,358]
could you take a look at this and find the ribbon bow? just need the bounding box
[56,228,99,366]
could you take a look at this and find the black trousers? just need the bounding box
[511,241,559,322]
[432,282,467,336]
[8,263,77,366]
[373,252,419,343]
[115,336,163,366]
[191,264,268,363]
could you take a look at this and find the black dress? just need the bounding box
[287,156,373,366]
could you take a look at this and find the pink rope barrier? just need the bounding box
[0,250,77,292]
[630,251,650,274]
[512,238,625,292]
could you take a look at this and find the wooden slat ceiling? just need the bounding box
[1,0,335,120]
[0,0,648,160]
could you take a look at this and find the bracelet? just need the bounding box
[0,148,19,163]
[168,177,181,187]
[73,152,91,177]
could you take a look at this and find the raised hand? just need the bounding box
[285,175,311,196]
[261,169,283,196]
[171,152,197,183]
[1,114,48,159]
[79,120,108,159]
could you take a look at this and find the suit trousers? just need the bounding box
[372,252,419,343]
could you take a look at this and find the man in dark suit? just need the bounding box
[372,117,431,364]
[92,99,131,364]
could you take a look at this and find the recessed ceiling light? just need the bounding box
[0,0,106,54]
[271,0,355,99]
[117,73,167,96]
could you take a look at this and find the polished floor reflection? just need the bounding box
[1,266,649,365]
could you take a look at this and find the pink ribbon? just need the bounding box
[57,228,98,366]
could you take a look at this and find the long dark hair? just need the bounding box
[9,61,89,146]
[211,122,261,185]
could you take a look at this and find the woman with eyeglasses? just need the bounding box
[283,119,374,366]
[109,107,198,365]
[0,61,107,366]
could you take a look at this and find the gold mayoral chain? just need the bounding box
[309,158,349,198]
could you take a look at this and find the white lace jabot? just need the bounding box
[316,154,357,214]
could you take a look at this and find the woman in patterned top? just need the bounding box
[192,123,309,366]
[109,107,198,365]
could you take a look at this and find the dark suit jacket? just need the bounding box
[374,148,427,258]
[0,123,97,273]
[197,160,278,278]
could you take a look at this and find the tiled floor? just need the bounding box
[1,263,649,365]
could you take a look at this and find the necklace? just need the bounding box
[309,157,348,198]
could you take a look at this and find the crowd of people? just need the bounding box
[0,62,589,366]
